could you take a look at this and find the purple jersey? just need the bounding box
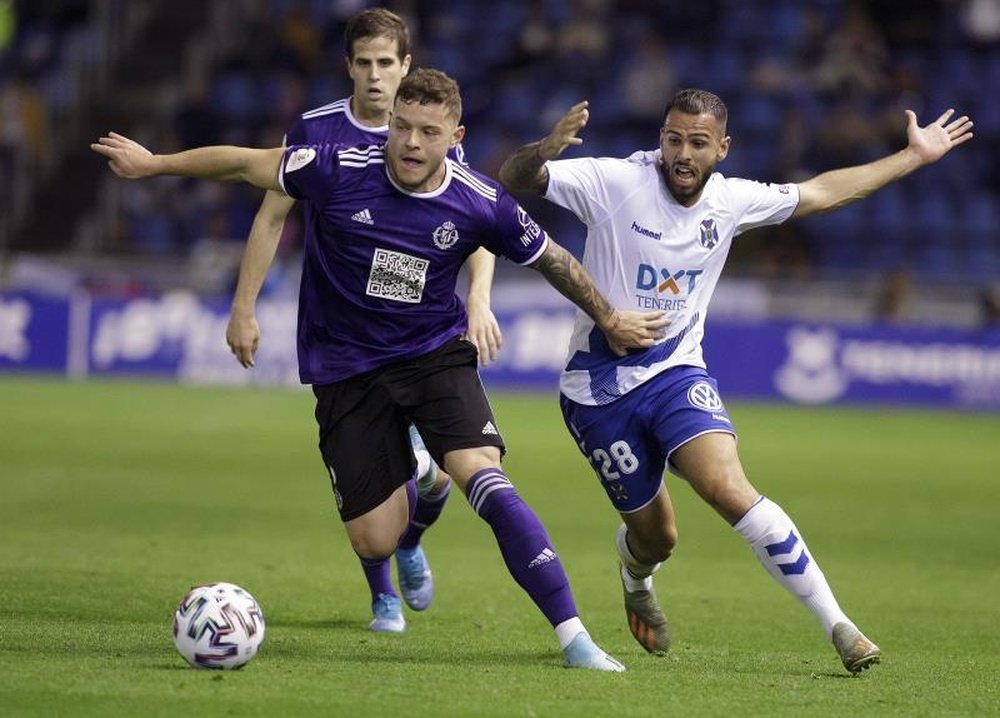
[285,97,466,162]
[278,143,548,384]
[282,98,469,385]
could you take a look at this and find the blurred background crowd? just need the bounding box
[1,0,998,323]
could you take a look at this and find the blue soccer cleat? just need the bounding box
[369,593,406,633]
[562,632,626,672]
[396,545,433,611]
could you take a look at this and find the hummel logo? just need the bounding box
[631,220,662,241]
[482,421,498,435]
[351,208,374,225]
[528,548,557,568]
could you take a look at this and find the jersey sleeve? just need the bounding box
[624,148,661,165]
[543,157,620,226]
[277,144,340,203]
[481,190,549,265]
[727,177,801,235]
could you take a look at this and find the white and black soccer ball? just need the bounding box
[172,582,265,669]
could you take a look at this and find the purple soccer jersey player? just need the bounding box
[92,68,670,671]
[278,142,540,383]
[223,9,492,634]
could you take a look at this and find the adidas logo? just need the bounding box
[528,548,557,569]
[481,421,498,435]
[351,208,374,225]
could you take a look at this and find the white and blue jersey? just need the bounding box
[279,144,547,384]
[546,153,799,510]
[545,156,798,406]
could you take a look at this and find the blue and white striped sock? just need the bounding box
[734,496,850,638]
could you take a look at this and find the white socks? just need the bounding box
[554,617,586,649]
[615,523,659,592]
[733,497,850,638]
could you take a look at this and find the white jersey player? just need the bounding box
[499,88,973,673]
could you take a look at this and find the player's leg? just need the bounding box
[314,379,415,633]
[345,481,415,632]
[561,386,674,655]
[445,445,622,672]
[617,491,676,655]
[398,338,623,671]
[669,426,880,672]
[395,425,451,611]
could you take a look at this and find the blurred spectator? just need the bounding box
[811,2,889,99]
[621,33,675,126]
[961,0,1000,44]
[0,68,49,168]
[554,0,610,80]
[981,283,1000,327]
[173,80,221,149]
[874,269,914,324]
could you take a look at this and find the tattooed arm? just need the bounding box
[529,240,668,356]
[499,141,551,195]
[499,101,590,195]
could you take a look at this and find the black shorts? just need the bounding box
[313,337,506,522]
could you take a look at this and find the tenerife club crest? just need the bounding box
[699,218,719,249]
[432,221,459,250]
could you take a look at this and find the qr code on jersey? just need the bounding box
[366,248,429,303]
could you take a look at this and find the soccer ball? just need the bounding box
[172,582,265,669]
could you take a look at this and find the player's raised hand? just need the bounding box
[226,310,261,368]
[90,132,158,178]
[538,101,590,161]
[905,108,973,166]
[600,309,671,357]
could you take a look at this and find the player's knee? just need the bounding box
[349,533,397,561]
[630,525,676,564]
[650,526,677,562]
[443,445,502,488]
[663,524,678,555]
[346,519,404,559]
[697,469,756,523]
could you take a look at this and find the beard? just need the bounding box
[659,160,714,206]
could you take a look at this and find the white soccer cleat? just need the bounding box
[562,632,626,672]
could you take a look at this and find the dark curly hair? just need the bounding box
[395,68,462,123]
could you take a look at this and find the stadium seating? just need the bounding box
[2,0,997,288]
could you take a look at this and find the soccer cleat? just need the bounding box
[396,545,433,611]
[832,622,881,673]
[562,632,626,672]
[620,564,670,655]
[408,424,438,497]
[369,593,406,633]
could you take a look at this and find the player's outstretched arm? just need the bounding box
[464,247,502,366]
[793,108,973,218]
[499,100,590,194]
[226,190,297,368]
[91,132,285,191]
[528,240,669,356]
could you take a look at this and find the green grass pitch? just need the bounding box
[1,376,998,716]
